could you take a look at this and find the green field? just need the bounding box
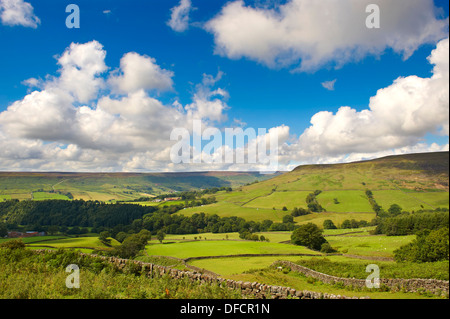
[174,153,449,226]
[243,191,311,210]
[179,201,287,222]
[326,234,415,257]
[146,240,319,259]
[4,235,122,252]
[32,192,71,201]
[0,194,11,202]
[190,255,303,275]
[150,232,415,261]
[373,190,449,211]
[0,171,275,202]
[317,190,373,212]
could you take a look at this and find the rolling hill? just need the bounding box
[0,171,278,202]
[177,152,449,226]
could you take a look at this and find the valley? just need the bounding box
[0,151,449,299]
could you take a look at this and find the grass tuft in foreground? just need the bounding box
[0,247,242,299]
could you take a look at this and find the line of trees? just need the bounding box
[371,204,449,263]
[0,199,157,228]
[0,199,298,240]
[374,209,449,236]
[365,189,383,215]
[306,190,325,212]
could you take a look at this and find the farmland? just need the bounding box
[0,152,448,300]
[0,171,276,202]
[4,228,446,299]
[176,152,449,228]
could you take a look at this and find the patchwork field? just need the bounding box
[0,171,276,202]
[175,153,449,227]
[1,152,448,300]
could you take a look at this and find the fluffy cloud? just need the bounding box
[184,71,230,123]
[0,0,40,28]
[205,0,448,71]
[283,37,449,164]
[167,0,192,32]
[56,41,108,103]
[0,37,448,172]
[0,41,232,171]
[108,52,174,94]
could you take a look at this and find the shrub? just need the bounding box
[291,223,327,251]
[320,243,337,254]
[323,219,337,229]
[394,227,449,262]
[0,239,26,250]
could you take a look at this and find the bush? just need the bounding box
[291,223,327,251]
[320,243,337,254]
[323,219,337,229]
[0,239,26,250]
[291,207,310,217]
[394,227,449,262]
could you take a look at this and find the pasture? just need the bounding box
[372,190,449,211]
[325,234,415,257]
[146,240,318,259]
[32,192,71,201]
[2,235,121,252]
[179,201,287,222]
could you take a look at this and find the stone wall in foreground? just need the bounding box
[33,250,366,299]
[35,250,448,298]
[275,260,449,296]
[101,254,369,299]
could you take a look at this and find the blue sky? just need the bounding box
[0,0,448,172]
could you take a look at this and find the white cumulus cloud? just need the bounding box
[283,37,449,164]
[108,52,174,94]
[205,0,448,71]
[0,0,40,28]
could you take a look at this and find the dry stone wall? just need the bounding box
[33,250,367,299]
[100,254,368,299]
[34,249,448,298]
[275,260,449,296]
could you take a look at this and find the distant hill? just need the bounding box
[0,171,279,202]
[291,151,449,191]
[177,152,449,225]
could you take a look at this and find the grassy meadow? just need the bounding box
[146,239,318,259]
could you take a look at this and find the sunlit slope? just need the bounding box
[179,152,449,224]
[0,171,277,201]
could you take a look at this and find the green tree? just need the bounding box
[282,214,294,224]
[137,229,151,243]
[341,219,352,229]
[323,219,337,229]
[47,225,59,235]
[394,227,449,262]
[0,222,7,238]
[115,231,128,243]
[156,230,166,243]
[291,223,327,251]
[99,231,111,246]
[388,204,402,216]
[112,233,149,259]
